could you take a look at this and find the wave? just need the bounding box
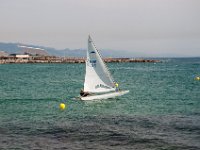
[0,115,199,149]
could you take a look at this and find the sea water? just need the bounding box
[0,58,200,149]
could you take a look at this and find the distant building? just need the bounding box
[9,53,30,59]
[16,54,30,59]
[18,45,49,56]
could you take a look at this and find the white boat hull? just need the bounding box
[80,90,129,101]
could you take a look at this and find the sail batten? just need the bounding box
[84,35,115,93]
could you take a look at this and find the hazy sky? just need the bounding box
[0,0,200,56]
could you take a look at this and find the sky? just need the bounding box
[0,0,200,57]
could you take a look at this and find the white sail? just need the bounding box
[84,35,115,93]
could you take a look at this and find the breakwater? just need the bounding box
[0,56,160,64]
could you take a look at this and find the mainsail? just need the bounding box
[84,35,115,93]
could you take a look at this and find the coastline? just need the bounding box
[0,56,160,64]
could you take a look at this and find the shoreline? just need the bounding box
[0,56,160,64]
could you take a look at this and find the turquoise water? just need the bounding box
[0,58,200,149]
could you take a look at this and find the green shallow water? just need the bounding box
[0,58,200,149]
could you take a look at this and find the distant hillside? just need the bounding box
[0,42,60,56]
[0,43,21,54]
[0,42,139,58]
[19,46,49,56]
[0,51,9,56]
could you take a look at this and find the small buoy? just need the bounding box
[195,76,200,80]
[59,103,66,110]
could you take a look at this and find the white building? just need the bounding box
[16,54,30,59]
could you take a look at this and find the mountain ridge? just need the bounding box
[0,42,140,58]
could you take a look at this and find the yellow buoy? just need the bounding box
[59,103,66,110]
[196,76,200,80]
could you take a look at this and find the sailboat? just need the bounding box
[80,35,129,101]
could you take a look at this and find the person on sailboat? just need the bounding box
[80,89,90,97]
[115,82,119,92]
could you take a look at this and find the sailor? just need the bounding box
[80,89,90,97]
[115,82,119,91]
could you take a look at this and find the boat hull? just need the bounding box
[80,90,129,101]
